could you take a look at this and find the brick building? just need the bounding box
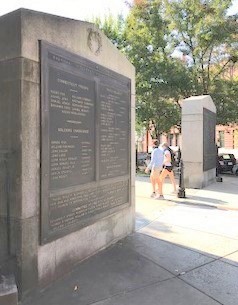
[138,127,181,153]
[216,125,238,149]
[138,125,238,152]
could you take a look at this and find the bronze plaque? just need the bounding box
[40,41,131,244]
[203,108,216,171]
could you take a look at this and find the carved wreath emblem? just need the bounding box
[87,29,102,56]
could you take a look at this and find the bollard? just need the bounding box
[216,161,223,182]
[216,175,223,182]
[136,148,139,173]
[216,146,223,182]
[177,159,186,198]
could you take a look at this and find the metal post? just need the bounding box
[177,147,181,165]
[216,146,223,182]
[177,159,186,198]
[136,147,138,172]
[216,166,223,182]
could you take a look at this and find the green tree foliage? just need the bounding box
[96,1,186,136]
[124,0,189,137]
[212,79,238,125]
[96,0,238,133]
[94,14,126,49]
[164,0,238,124]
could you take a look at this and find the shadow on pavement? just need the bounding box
[175,200,218,210]
[184,195,227,205]
[21,232,238,305]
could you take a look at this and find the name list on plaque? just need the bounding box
[99,81,129,179]
[49,67,96,189]
[41,41,131,243]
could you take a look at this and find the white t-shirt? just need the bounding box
[164,149,172,166]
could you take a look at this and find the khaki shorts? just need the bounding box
[150,167,162,179]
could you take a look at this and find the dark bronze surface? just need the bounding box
[40,41,131,243]
[203,108,216,171]
[48,67,96,189]
[99,81,129,179]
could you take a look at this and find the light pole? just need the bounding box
[177,159,186,198]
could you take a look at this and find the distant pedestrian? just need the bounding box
[158,143,177,199]
[145,140,164,198]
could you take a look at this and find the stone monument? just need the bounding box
[0,8,135,301]
[182,95,216,188]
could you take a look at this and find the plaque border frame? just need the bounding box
[203,107,216,171]
[40,40,132,244]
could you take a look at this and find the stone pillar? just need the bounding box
[0,10,39,297]
[182,95,216,188]
[0,8,135,300]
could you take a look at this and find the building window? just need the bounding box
[218,131,225,147]
[234,130,238,149]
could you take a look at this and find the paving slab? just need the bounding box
[135,216,152,231]
[93,277,220,305]
[221,251,238,267]
[139,220,238,258]
[136,175,238,210]
[180,260,238,305]
[135,199,177,232]
[135,181,178,232]
[124,233,214,275]
[23,243,173,305]
[153,204,238,240]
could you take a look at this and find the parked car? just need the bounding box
[217,153,237,173]
[136,152,150,169]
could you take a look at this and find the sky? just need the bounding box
[0,0,131,21]
[0,0,237,21]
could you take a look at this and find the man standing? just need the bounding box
[145,140,164,198]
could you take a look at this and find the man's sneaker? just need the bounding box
[150,192,156,198]
[155,195,164,200]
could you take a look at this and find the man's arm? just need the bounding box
[145,150,155,173]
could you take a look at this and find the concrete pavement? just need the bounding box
[22,175,238,305]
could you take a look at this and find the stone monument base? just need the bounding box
[183,163,216,189]
[182,95,216,189]
[0,276,18,305]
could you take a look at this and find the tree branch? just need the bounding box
[207,46,214,91]
[211,58,231,81]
